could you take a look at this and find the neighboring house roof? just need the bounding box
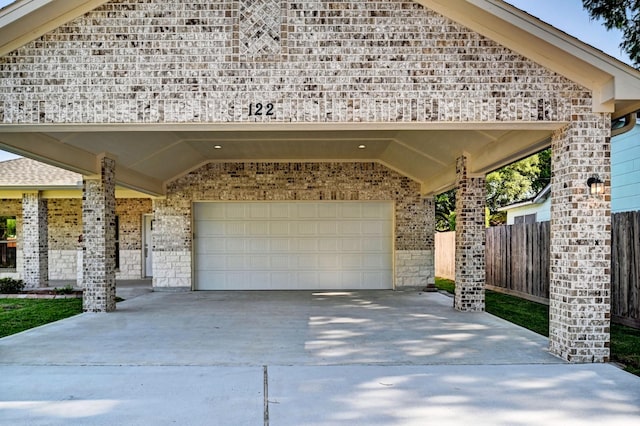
[0,157,82,188]
[498,184,551,212]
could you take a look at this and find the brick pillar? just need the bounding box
[549,115,611,362]
[82,156,117,312]
[454,155,486,312]
[22,192,48,289]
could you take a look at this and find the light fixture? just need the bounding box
[587,175,604,195]
[213,145,222,149]
[358,144,366,149]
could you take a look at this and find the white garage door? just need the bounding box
[194,201,393,290]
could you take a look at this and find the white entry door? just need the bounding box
[193,201,393,290]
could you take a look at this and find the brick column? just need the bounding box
[549,115,611,362]
[22,192,48,289]
[454,155,486,312]
[82,156,117,312]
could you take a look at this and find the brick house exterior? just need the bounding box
[2,0,640,362]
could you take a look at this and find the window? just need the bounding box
[0,216,17,269]
[514,213,536,225]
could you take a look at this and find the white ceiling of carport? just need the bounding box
[0,123,558,195]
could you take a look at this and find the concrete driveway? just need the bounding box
[1,288,639,425]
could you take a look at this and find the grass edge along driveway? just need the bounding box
[434,277,640,377]
[0,298,83,338]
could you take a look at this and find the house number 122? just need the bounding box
[248,102,274,116]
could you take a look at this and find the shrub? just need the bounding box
[0,277,25,294]
[54,285,75,295]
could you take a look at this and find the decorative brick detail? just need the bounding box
[153,162,433,289]
[454,155,486,312]
[238,0,285,59]
[82,157,117,312]
[21,192,48,288]
[549,114,612,363]
[0,0,588,124]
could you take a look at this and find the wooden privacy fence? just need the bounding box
[435,231,455,280]
[436,212,640,329]
[611,211,640,328]
[485,222,550,304]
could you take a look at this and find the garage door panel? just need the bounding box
[270,222,290,236]
[298,239,318,252]
[194,202,393,290]
[338,221,361,235]
[224,239,246,252]
[248,222,270,235]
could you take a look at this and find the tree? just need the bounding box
[435,189,456,231]
[485,150,550,224]
[582,0,640,67]
[434,149,551,228]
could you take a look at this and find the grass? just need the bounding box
[435,277,640,376]
[0,298,83,338]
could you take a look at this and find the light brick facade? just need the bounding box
[0,0,588,125]
[549,115,612,362]
[0,198,151,282]
[454,155,486,312]
[0,0,618,360]
[21,192,48,288]
[82,157,117,312]
[154,162,434,290]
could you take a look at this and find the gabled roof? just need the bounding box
[0,157,81,188]
[1,0,640,196]
[2,0,639,116]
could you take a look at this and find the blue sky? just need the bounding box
[0,0,633,161]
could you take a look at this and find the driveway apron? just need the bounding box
[1,289,639,425]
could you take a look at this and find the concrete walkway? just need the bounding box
[1,288,639,425]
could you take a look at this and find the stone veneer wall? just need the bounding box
[153,162,434,289]
[0,0,589,125]
[549,115,612,362]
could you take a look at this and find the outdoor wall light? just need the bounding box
[587,175,604,195]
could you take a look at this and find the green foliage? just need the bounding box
[0,298,83,338]
[0,278,25,294]
[435,149,551,228]
[435,189,456,231]
[582,0,640,67]
[434,277,455,294]
[54,285,76,295]
[486,155,541,213]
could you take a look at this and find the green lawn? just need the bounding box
[0,298,83,338]
[435,277,640,376]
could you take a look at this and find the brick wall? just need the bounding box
[549,114,612,362]
[21,193,48,288]
[82,157,117,311]
[153,162,434,289]
[454,155,486,312]
[0,0,588,125]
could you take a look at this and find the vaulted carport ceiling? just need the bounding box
[0,122,560,196]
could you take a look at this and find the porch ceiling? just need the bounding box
[0,122,559,196]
